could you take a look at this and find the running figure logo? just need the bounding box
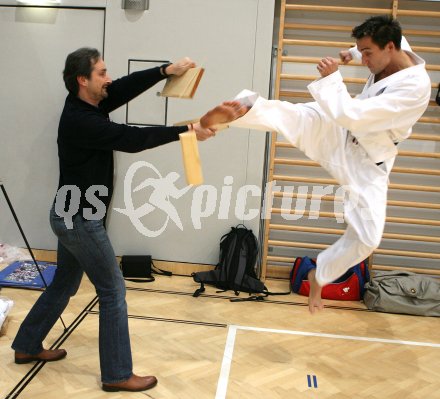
[114,161,191,237]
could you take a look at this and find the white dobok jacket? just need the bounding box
[316,40,431,164]
[230,43,431,285]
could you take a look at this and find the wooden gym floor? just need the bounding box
[1,271,440,399]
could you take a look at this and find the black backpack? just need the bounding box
[192,225,290,300]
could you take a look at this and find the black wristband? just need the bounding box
[160,63,172,77]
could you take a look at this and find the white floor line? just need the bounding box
[234,324,440,348]
[215,325,237,399]
[215,324,440,399]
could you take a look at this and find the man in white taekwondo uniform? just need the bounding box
[200,15,431,313]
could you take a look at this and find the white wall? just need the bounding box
[0,0,275,265]
[0,4,105,247]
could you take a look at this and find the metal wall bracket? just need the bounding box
[121,0,149,10]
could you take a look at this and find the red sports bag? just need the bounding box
[290,256,370,301]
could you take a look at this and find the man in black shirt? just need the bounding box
[12,47,216,392]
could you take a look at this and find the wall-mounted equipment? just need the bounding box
[121,0,149,10]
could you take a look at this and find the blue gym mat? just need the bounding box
[0,260,57,289]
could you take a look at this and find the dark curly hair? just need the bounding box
[63,47,101,95]
[352,15,402,50]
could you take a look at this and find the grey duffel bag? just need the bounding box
[364,270,440,317]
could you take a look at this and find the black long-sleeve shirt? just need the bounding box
[55,66,187,217]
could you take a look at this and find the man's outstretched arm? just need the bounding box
[102,57,196,113]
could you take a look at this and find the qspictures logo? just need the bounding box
[54,161,377,237]
[114,161,191,237]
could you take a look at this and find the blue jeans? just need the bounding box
[12,206,133,383]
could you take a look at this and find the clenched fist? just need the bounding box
[316,57,339,77]
[165,57,196,77]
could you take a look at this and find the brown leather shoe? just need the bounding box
[102,374,158,392]
[15,348,67,364]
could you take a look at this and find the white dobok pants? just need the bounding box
[231,98,393,286]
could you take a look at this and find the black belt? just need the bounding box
[351,135,398,166]
[375,142,399,166]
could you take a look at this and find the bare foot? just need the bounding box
[200,101,249,128]
[307,268,323,314]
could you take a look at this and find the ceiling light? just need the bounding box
[17,0,61,5]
